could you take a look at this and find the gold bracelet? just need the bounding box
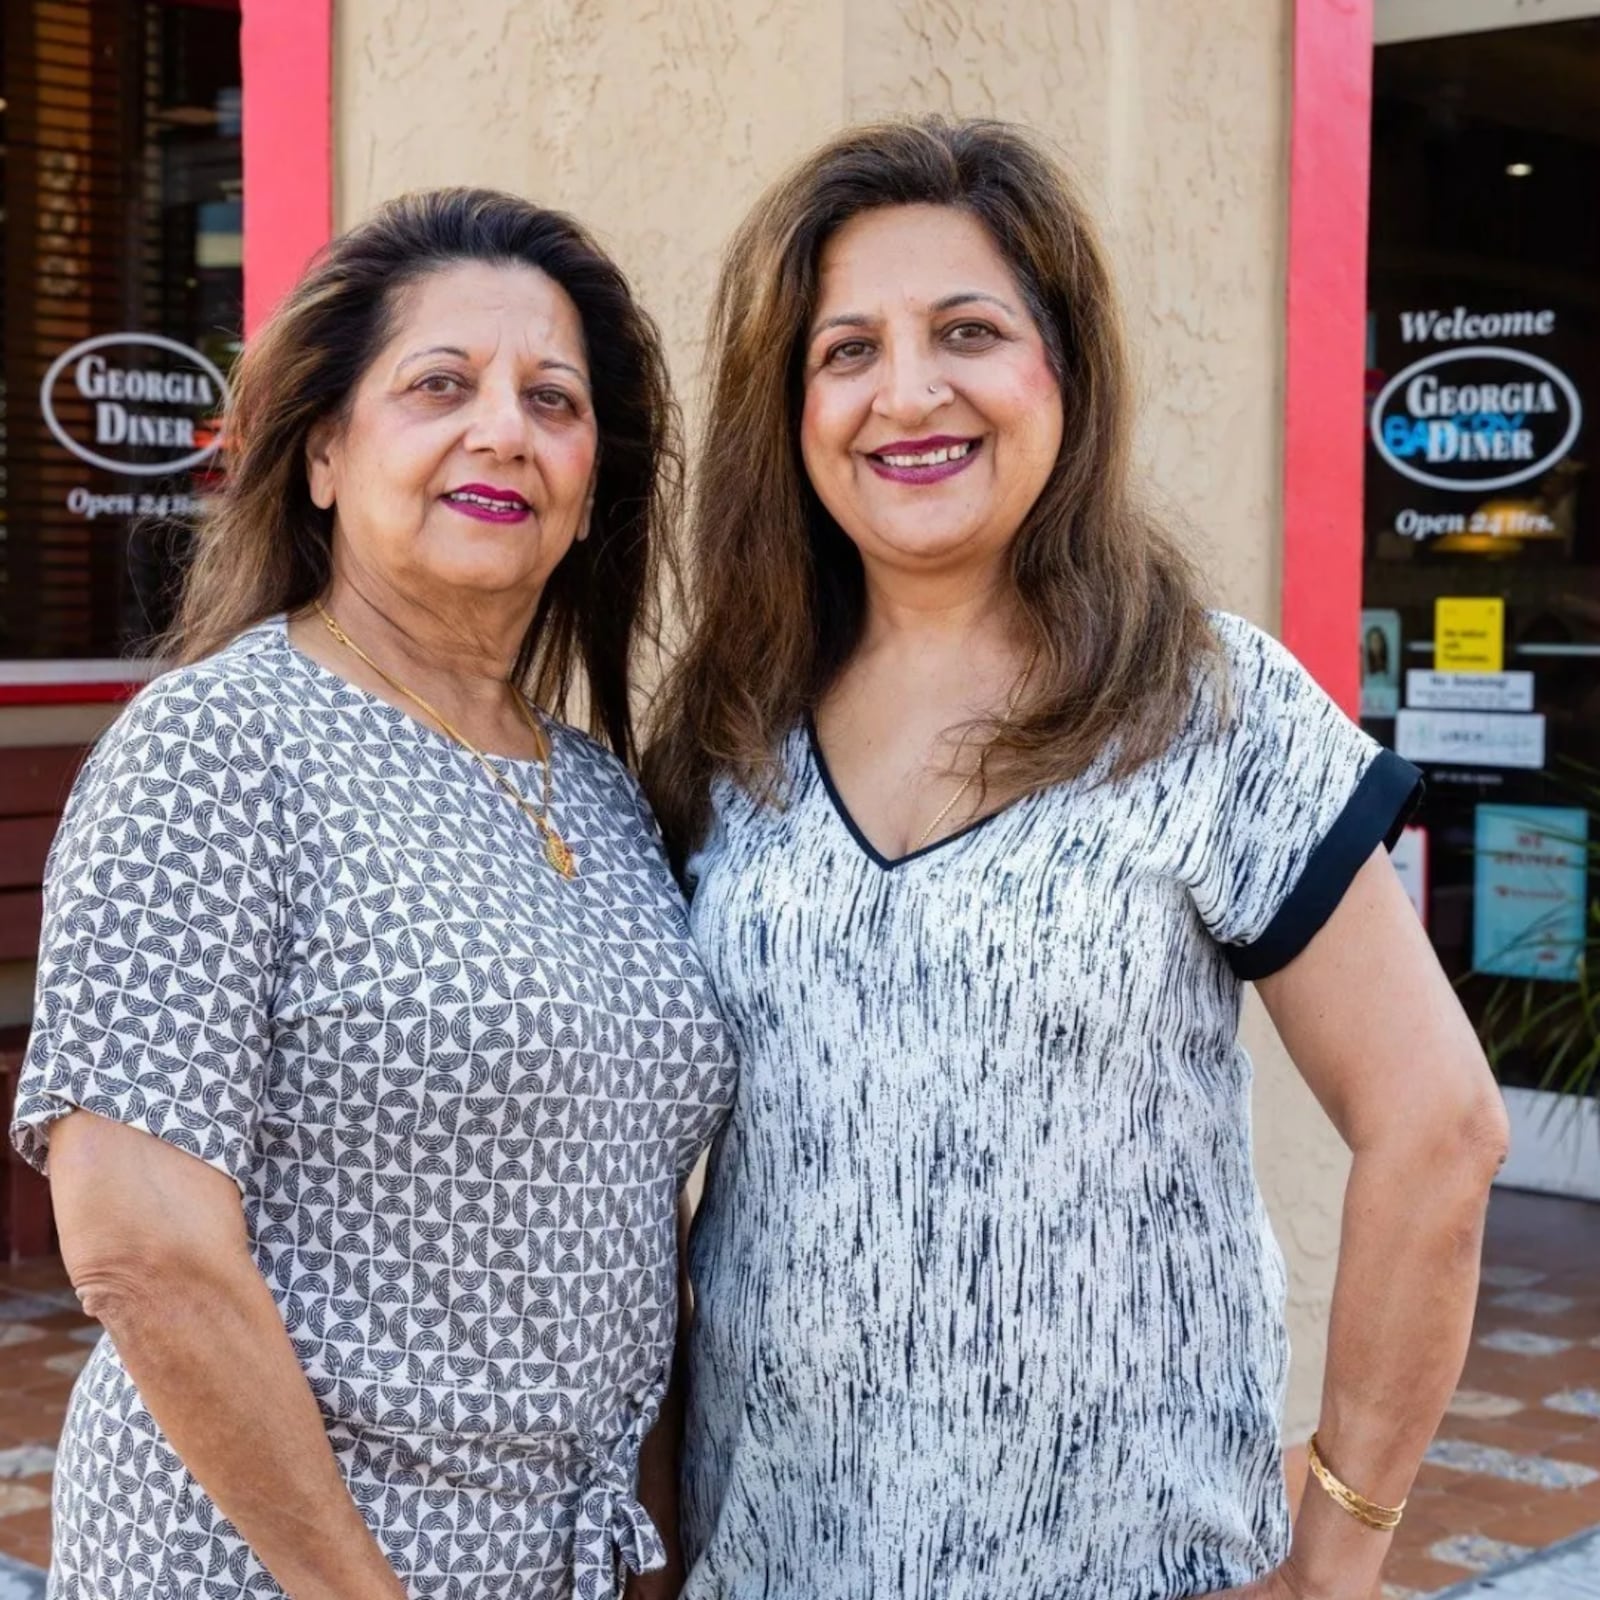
[1306,1433,1406,1532]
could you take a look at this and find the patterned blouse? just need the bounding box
[13,617,736,1600]
[679,613,1420,1600]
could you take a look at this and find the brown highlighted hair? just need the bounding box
[646,116,1213,865]
[164,187,679,764]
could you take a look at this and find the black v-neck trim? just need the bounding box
[804,716,1012,872]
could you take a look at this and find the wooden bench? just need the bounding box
[0,746,88,1260]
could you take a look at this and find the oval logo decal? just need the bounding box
[40,333,230,477]
[1370,345,1581,493]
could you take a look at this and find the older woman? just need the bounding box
[648,120,1508,1600]
[12,190,734,1600]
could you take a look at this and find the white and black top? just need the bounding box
[12,618,736,1600]
[679,613,1420,1600]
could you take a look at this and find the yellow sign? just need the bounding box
[1435,597,1504,674]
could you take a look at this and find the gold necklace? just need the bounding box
[314,601,578,881]
[910,644,1041,852]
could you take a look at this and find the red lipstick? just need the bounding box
[864,436,981,486]
[441,482,532,525]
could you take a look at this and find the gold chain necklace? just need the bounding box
[910,644,1041,852]
[314,601,578,881]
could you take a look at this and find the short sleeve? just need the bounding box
[10,668,286,1187]
[1189,614,1421,980]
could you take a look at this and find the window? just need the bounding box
[0,0,242,674]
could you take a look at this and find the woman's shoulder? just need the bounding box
[551,720,641,797]
[1181,608,1378,802]
[1183,610,1320,740]
[699,726,806,820]
[1126,609,1339,790]
[548,721,668,842]
[87,619,298,794]
[1203,609,1309,689]
[131,617,291,707]
[1204,607,1265,661]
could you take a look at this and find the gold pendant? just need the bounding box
[543,829,579,880]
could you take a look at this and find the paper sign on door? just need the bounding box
[1390,826,1428,925]
[1406,670,1533,713]
[1434,597,1504,673]
[1473,805,1587,982]
[1394,710,1545,769]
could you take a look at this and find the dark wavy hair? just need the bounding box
[163,187,679,764]
[645,116,1213,865]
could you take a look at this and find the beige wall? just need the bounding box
[335,0,1343,1440]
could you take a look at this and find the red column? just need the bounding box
[241,0,334,337]
[1283,0,1374,715]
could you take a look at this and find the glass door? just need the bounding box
[1366,0,1600,1195]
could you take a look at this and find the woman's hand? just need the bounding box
[1203,1559,1375,1600]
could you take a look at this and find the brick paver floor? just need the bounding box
[0,1256,93,1576]
[1436,1526,1600,1598]
[0,1188,1595,1590]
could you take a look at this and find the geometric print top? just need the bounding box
[12,616,736,1600]
[679,613,1420,1600]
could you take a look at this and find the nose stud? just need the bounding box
[927,384,941,395]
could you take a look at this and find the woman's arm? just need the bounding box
[49,1111,409,1600]
[1239,845,1509,1600]
[627,1193,696,1599]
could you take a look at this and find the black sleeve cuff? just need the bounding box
[1224,748,1423,981]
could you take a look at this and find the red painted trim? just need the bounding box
[0,684,140,707]
[241,0,334,336]
[1283,0,1373,717]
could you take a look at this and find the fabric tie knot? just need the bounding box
[572,1447,664,1599]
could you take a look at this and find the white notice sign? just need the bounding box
[1406,670,1534,713]
[1390,825,1428,925]
[1394,710,1546,770]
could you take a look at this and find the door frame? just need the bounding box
[241,0,333,335]
[1378,0,1600,46]
[1281,0,1373,715]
